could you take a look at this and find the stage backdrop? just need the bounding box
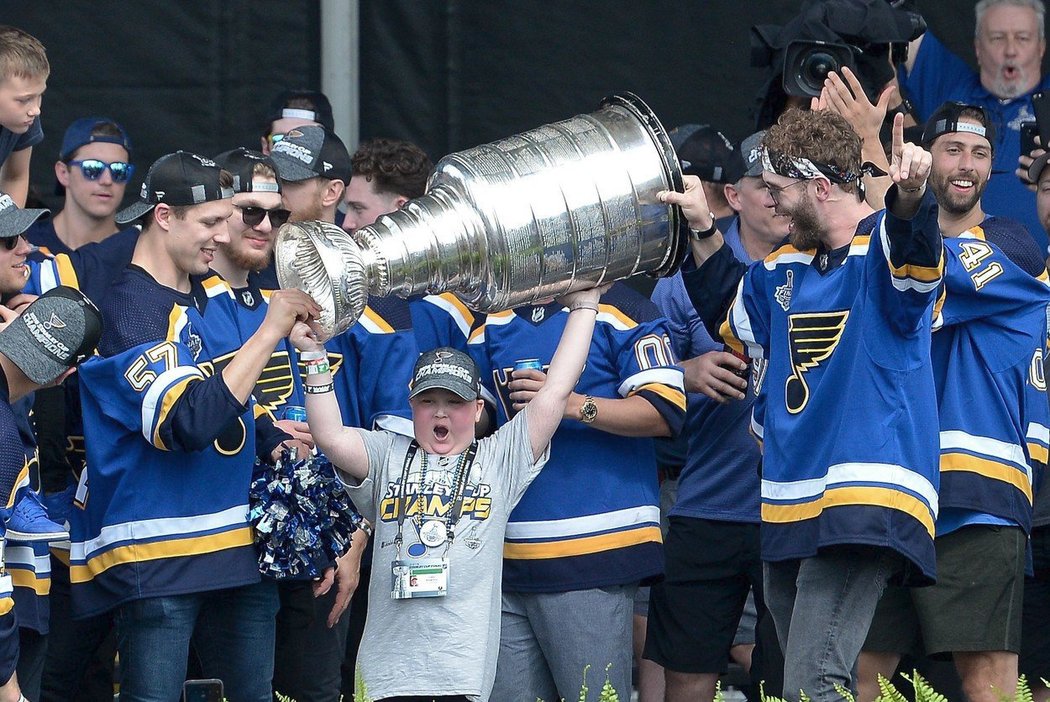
[1,0,1025,212]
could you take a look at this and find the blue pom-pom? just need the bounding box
[248,450,361,578]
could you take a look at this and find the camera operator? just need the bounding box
[751,0,924,131]
[900,0,1050,257]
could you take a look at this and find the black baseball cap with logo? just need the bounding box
[269,125,352,185]
[214,147,282,195]
[0,286,102,385]
[409,347,481,401]
[115,151,234,225]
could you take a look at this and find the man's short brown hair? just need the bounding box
[0,26,49,82]
[351,138,433,199]
[762,108,863,196]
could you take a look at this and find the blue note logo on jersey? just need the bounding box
[785,310,849,414]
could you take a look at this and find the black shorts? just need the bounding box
[643,516,762,673]
[865,524,1026,657]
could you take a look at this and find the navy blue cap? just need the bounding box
[59,117,132,161]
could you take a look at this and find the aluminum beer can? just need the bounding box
[514,358,543,372]
[282,405,307,422]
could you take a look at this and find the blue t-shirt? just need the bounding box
[652,218,762,523]
[902,32,1050,255]
[0,116,42,168]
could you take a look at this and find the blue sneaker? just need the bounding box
[5,490,68,542]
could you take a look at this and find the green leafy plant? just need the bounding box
[722,672,1045,702]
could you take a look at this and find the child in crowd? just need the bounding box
[291,284,605,702]
[0,26,48,207]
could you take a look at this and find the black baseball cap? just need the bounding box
[115,151,234,225]
[737,131,767,179]
[269,126,352,185]
[409,348,480,401]
[0,286,102,385]
[0,192,49,240]
[669,124,742,184]
[266,89,335,132]
[921,102,996,151]
[214,147,282,194]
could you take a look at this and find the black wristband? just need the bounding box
[689,221,718,240]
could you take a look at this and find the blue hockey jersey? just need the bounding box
[722,194,943,583]
[469,283,686,591]
[410,293,481,354]
[932,218,1050,533]
[71,268,262,616]
[326,294,417,437]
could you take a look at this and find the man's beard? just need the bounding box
[930,169,986,216]
[991,63,1029,99]
[221,238,272,272]
[786,193,824,250]
[289,200,325,222]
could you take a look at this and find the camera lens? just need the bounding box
[799,51,840,93]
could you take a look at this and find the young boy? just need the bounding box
[292,285,605,702]
[0,26,48,207]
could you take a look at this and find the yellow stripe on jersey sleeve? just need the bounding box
[503,525,662,560]
[762,485,935,537]
[54,254,81,289]
[630,382,686,411]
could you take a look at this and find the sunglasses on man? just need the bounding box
[1,234,26,251]
[235,205,292,228]
[68,159,135,183]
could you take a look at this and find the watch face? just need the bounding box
[581,398,598,422]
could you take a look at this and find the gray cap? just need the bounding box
[738,131,767,179]
[409,347,480,401]
[1029,151,1050,183]
[269,125,351,185]
[0,192,49,239]
[0,286,102,385]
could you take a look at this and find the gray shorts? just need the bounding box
[864,524,1026,656]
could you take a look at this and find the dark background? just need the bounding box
[0,1,1035,210]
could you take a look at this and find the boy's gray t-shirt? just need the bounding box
[345,411,548,702]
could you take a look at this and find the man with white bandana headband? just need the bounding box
[664,108,944,702]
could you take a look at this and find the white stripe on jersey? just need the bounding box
[140,366,205,445]
[423,294,473,340]
[617,367,684,398]
[762,461,939,515]
[940,430,1031,481]
[71,504,249,561]
[505,505,660,540]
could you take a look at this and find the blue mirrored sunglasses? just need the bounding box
[68,159,135,183]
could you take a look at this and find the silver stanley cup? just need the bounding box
[275,92,686,339]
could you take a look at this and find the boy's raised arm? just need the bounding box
[290,320,371,482]
[522,285,605,461]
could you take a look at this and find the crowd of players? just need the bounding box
[0,1,1049,701]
